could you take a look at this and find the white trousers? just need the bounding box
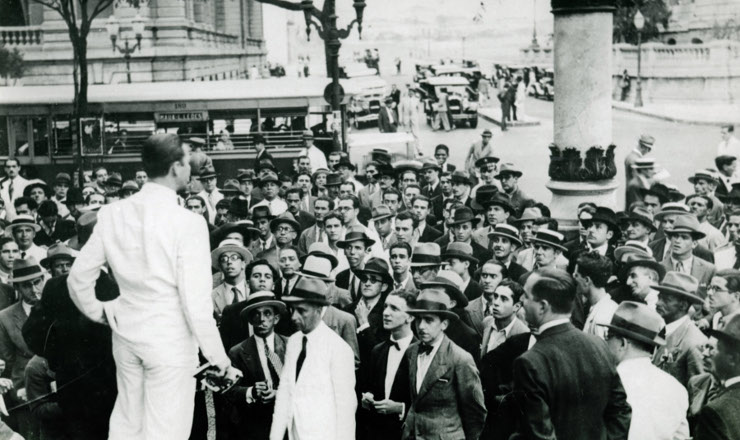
[109,334,196,440]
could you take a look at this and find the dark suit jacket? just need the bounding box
[464,280,484,303]
[507,261,528,284]
[0,283,15,312]
[447,310,481,364]
[293,210,316,231]
[358,337,416,440]
[402,337,486,440]
[512,322,631,440]
[650,236,715,263]
[480,332,531,440]
[694,382,740,440]
[224,334,287,440]
[418,225,443,243]
[471,240,493,268]
[33,217,76,247]
[0,302,34,394]
[378,107,399,133]
[345,294,389,365]
[336,268,361,302]
[421,182,443,201]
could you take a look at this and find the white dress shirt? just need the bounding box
[385,334,413,398]
[724,375,740,388]
[583,294,618,340]
[20,244,47,263]
[416,335,444,393]
[197,189,223,224]
[67,182,229,367]
[587,241,609,256]
[617,357,689,440]
[486,317,517,353]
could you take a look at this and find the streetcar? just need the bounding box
[0,78,359,182]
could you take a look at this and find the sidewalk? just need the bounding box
[612,101,740,126]
[477,107,541,128]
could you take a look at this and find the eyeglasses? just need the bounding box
[276,226,296,234]
[362,276,383,284]
[707,285,729,293]
[219,254,243,264]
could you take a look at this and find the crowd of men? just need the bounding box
[0,124,736,440]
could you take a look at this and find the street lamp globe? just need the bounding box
[106,15,120,45]
[633,10,645,31]
[133,14,145,41]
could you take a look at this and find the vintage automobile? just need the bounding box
[346,74,389,129]
[416,76,479,129]
[529,68,554,101]
[427,64,483,90]
[348,132,417,174]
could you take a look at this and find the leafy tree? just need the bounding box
[613,0,671,44]
[0,44,25,85]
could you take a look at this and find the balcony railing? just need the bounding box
[0,26,43,45]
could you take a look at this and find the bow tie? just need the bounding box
[389,340,401,351]
[418,343,434,355]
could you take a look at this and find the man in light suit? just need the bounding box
[465,259,505,337]
[401,288,486,440]
[512,268,632,440]
[0,159,29,220]
[624,134,654,189]
[652,271,709,388]
[714,209,740,269]
[661,214,716,294]
[270,277,356,440]
[358,162,380,210]
[297,197,333,256]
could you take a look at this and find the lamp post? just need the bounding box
[106,14,145,84]
[633,9,645,108]
[299,0,366,151]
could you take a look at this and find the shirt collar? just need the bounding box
[617,356,652,375]
[538,318,570,334]
[665,314,690,336]
[724,376,740,388]
[588,241,609,255]
[141,182,178,202]
[390,333,414,351]
[632,148,643,157]
[492,316,519,338]
[256,332,275,348]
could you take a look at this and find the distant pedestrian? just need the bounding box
[498,82,512,132]
[620,70,631,102]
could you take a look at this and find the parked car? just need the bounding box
[416,76,479,129]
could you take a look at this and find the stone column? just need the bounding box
[546,0,619,229]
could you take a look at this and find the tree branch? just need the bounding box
[255,0,321,19]
[90,0,114,24]
[29,0,63,16]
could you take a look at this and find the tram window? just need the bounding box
[32,117,49,158]
[80,118,103,155]
[0,117,8,157]
[10,118,30,157]
[52,117,74,156]
[103,115,155,154]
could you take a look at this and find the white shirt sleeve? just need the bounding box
[67,218,108,324]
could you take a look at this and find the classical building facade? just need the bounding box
[0,0,266,85]
[662,0,740,44]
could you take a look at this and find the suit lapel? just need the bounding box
[416,338,450,401]
[408,344,419,401]
[469,297,484,327]
[11,302,25,331]
[243,338,267,382]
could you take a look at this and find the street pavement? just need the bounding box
[350,76,719,210]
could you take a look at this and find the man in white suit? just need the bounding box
[271,277,356,440]
[68,134,241,440]
[0,158,29,220]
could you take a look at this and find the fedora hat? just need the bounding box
[614,240,653,262]
[237,169,256,182]
[12,257,44,283]
[298,254,336,282]
[54,172,72,185]
[311,168,331,180]
[511,207,541,223]
[335,157,356,171]
[410,242,442,267]
[639,134,655,148]
[447,207,480,227]
[270,212,300,233]
[40,243,76,269]
[442,242,479,264]
[584,206,619,231]
[407,299,458,321]
[421,161,441,172]
[420,270,468,307]
[282,276,330,305]
[258,172,280,187]
[24,182,50,198]
[475,156,499,169]
[530,229,567,252]
[620,206,656,232]
[325,173,343,187]
[355,257,394,287]
[252,205,275,222]
[495,163,523,179]
[709,314,740,346]
[598,301,665,346]
[488,224,522,247]
[652,271,704,304]
[620,253,666,281]
[376,165,396,179]
[372,204,394,221]
[221,179,243,195]
[665,184,686,203]
[639,183,671,205]
[450,171,472,186]
[337,227,376,249]
[471,185,500,211]
[211,238,252,269]
[483,193,515,215]
[106,173,123,188]
[65,188,85,206]
[5,215,40,236]
[664,214,705,240]
[120,180,139,194]
[228,198,250,218]
[239,291,286,320]
[211,221,260,247]
[301,242,338,269]
[199,165,219,179]
[688,169,719,186]
[654,203,690,221]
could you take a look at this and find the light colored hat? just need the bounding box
[11,257,44,283]
[282,277,330,305]
[598,301,665,346]
[211,239,252,269]
[530,229,567,252]
[298,254,335,282]
[488,224,522,247]
[5,215,40,236]
[240,291,286,320]
[410,242,442,267]
[652,271,704,304]
[40,243,76,269]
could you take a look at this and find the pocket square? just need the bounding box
[438,378,449,383]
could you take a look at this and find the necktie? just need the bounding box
[261,240,266,251]
[317,228,324,243]
[263,338,283,386]
[733,248,740,269]
[20,251,26,259]
[426,185,432,194]
[484,301,493,317]
[295,336,308,381]
[418,343,433,355]
[283,279,292,297]
[675,260,685,273]
[350,274,357,300]
[389,340,400,351]
[231,287,241,305]
[8,180,13,202]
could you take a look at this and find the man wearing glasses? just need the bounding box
[434,144,456,174]
[211,239,251,323]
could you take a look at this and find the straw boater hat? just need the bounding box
[5,215,41,237]
[410,243,442,267]
[239,291,286,321]
[614,240,653,262]
[420,270,469,308]
[598,301,665,347]
[495,163,523,179]
[632,157,655,170]
[639,134,655,149]
[300,242,338,269]
[651,271,705,304]
[40,243,76,269]
[298,254,335,282]
[688,169,719,186]
[530,229,567,252]
[282,277,330,306]
[653,203,690,221]
[488,224,523,247]
[211,239,252,269]
[12,257,44,283]
[663,214,706,240]
[441,242,479,265]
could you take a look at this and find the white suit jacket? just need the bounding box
[270,321,356,440]
[0,176,29,220]
[67,182,229,367]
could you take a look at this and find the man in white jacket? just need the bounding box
[271,276,356,440]
[68,133,240,440]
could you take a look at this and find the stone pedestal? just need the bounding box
[548,0,618,230]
